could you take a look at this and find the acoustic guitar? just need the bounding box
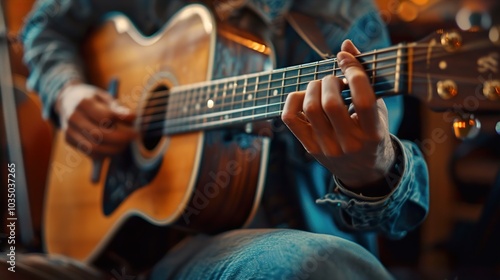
[43,4,500,271]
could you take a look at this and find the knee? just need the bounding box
[238,229,393,280]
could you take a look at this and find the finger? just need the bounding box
[321,75,363,153]
[96,91,137,123]
[282,91,321,154]
[78,96,117,127]
[68,110,137,147]
[79,94,136,128]
[302,81,344,156]
[110,101,136,124]
[337,45,382,140]
[65,126,128,158]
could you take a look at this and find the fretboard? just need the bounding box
[144,44,405,136]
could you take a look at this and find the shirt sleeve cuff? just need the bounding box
[331,134,405,202]
[316,135,411,233]
[28,63,83,125]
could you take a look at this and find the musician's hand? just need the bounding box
[282,40,395,189]
[55,82,137,159]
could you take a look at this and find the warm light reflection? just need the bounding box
[453,121,467,129]
[410,0,428,6]
[398,2,419,22]
[219,30,271,55]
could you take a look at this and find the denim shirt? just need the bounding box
[21,0,429,255]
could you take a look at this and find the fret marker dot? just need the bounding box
[273,89,278,96]
[183,106,188,113]
[207,99,214,108]
[195,103,200,110]
[439,61,447,70]
[247,94,253,100]
[224,115,229,119]
[228,84,233,89]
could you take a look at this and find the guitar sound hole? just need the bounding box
[142,85,169,151]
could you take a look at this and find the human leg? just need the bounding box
[150,228,394,280]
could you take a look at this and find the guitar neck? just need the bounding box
[142,44,406,135]
[162,45,404,134]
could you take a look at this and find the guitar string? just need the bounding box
[159,42,470,95]
[121,41,492,135]
[164,37,489,98]
[142,43,475,117]
[145,64,490,136]
[141,71,398,125]
[141,45,423,103]
[143,67,397,119]
[138,46,467,126]
[142,42,475,103]
[142,78,483,134]
[144,55,406,116]
[139,70,484,136]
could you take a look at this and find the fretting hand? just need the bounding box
[282,40,395,189]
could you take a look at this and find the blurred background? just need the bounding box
[1,0,500,279]
[374,0,500,279]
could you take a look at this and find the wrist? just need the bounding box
[336,135,405,198]
[55,79,84,116]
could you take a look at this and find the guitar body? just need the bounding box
[44,4,272,271]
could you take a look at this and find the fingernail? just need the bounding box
[111,102,131,115]
[116,106,131,115]
[337,52,352,67]
[336,52,349,66]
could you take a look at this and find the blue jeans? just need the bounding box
[150,229,394,280]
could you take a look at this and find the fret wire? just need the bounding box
[203,85,209,122]
[222,81,227,121]
[180,89,187,117]
[281,70,285,116]
[190,88,196,117]
[314,61,318,81]
[230,78,236,121]
[190,87,197,124]
[267,71,272,117]
[199,87,204,123]
[254,75,259,120]
[395,45,402,93]
[332,59,338,80]
[262,73,269,118]
[187,87,192,125]
[296,64,300,92]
